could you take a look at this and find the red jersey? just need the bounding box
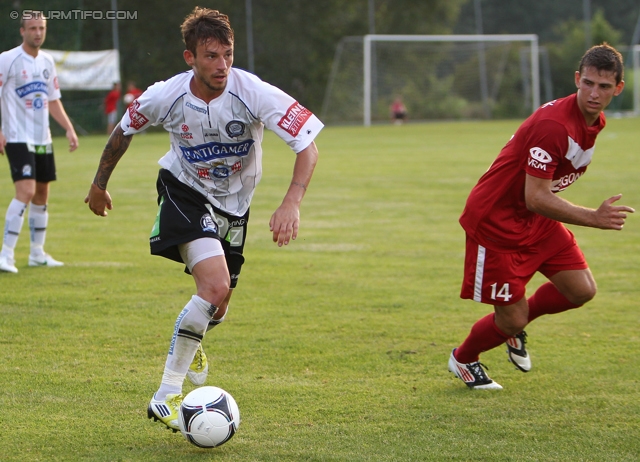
[104,89,120,114]
[459,93,606,251]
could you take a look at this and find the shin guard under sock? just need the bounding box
[29,203,48,257]
[2,199,27,257]
[156,295,217,399]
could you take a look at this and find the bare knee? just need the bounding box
[494,301,529,336]
[495,313,528,336]
[565,282,597,306]
[197,279,230,309]
[550,269,597,306]
[15,180,36,203]
[189,253,231,310]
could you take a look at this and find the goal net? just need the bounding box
[321,34,541,126]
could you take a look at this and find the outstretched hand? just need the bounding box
[84,183,113,217]
[595,194,634,230]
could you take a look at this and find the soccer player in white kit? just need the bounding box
[0,12,79,273]
[85,7,323,431]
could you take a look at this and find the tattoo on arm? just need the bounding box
[93,126,133,190]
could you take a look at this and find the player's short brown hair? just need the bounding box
[181,7,234,56]
[579,43,624,84]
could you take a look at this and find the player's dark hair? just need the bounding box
[579,43,624,84]
[181,7,234,56]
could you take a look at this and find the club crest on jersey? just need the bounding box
[201,214,218,233]
[43,69,50,80]
[225,120,245,138]
[528,147,552,171]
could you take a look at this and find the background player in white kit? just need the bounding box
[0,12,79,273]
[85,7,323,431]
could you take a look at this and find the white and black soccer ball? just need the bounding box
[178,386,240,448]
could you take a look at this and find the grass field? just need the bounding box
[0,118,638,461]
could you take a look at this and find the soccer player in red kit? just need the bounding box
[448,44,634,389]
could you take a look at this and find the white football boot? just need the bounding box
[506,331,531,372]
[448,349,503,390]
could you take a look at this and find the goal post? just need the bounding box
[321,34,542,126]
[363,34,540,126]
[634,44,640,116]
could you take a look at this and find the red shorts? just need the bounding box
[460,225,588,306]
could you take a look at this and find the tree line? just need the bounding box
[1,0,637,129]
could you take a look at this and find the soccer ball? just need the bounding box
[178,386,240,448]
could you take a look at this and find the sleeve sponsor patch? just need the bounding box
[528,147,552,171]
[128,100,149,130]
[277,102,312,137]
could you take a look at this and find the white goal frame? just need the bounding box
[363,34,540,126]
[634,44,640,116]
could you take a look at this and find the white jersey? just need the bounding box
[0,45,61,145]
[120,68,324,216]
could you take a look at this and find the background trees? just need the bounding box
[1,0,637,130]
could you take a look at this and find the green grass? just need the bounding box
[0,118,638,461]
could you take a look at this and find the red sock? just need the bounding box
[455,313,511,364]
[527,282,581,323]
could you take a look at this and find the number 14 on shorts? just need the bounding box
[490,283,513,302]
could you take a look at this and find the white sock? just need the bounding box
[206,306,228,332]
[155,295,217,399]
[29,203,48,257]
[2,199,27,259]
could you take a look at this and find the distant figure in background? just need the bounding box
[104,81,121,134]
[123,80,142,107]
[390,96,407,124]
[0,12,78,273]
